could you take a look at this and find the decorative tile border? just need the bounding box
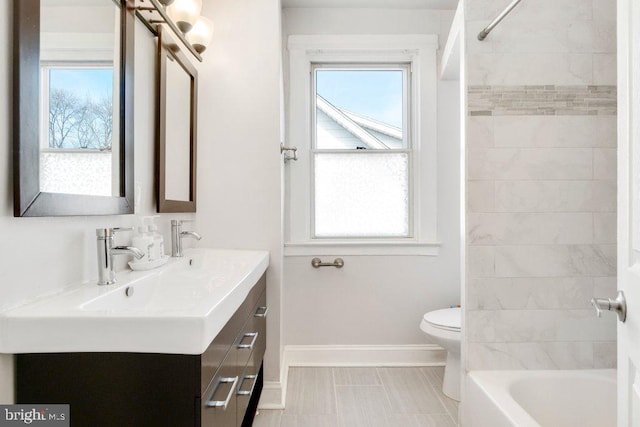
[468,85,617,116]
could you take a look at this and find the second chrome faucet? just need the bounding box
[171,220,202,257]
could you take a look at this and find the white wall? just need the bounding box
[195,0,284,384]
[463,0,617,371]
[281,8,460,349]
[283,8,453,38]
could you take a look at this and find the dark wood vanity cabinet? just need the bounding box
[16,274,267,427]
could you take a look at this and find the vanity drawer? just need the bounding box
[237,292,267,426]
[201,274,267,393]
[201,348,240,427]
[251,290,267,366]
[236,351,259,426]
[236,290,267,368]
[201,317,242,395]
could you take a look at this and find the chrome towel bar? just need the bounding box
[311,257,344,268]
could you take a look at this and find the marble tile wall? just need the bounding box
[464,0,617,370]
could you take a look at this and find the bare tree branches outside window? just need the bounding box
[48,68,113,151]
[93,96,114,150]
[48,89,79,149]
[48,89,113,150]
[74,96,94,149]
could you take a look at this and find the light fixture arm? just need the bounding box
[134,0,204,62]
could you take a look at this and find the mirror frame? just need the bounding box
[157,25,197,213]
[13,0,135,217]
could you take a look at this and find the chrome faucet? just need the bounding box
[591,290,627,322]
[171,220,202,257]
[96,227,145,286]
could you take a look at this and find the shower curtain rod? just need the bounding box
[477,0,524,41]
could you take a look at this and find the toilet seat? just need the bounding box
[422,307,461,332]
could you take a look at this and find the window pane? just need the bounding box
[315,69,405,150]
[48,68,114,149]
[314,153,409,237]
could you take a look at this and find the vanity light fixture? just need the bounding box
[186,16,214,54]
[166,0,202,33]
[135,0,213,62]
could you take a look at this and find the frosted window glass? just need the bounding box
[314,153,409,237]
[40,152,112,196]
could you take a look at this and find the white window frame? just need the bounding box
[285,35,440,256]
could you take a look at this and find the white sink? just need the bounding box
[0,248,269,355]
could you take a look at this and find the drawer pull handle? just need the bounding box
[238,332,258,349]
[237,374,258,396]
[205,376,239,409]
[254,306,269,318]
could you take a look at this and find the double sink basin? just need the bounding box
[0,248,269,355]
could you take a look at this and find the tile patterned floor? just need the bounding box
[253,367,458,427]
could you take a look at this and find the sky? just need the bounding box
[315,69,403,128]
[49,68,113,100]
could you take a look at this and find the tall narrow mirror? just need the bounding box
[157,26,197,213]
[14,0,134,216]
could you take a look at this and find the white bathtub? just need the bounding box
[463,369,616,427]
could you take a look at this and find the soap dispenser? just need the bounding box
[127,217,169,271]
[147,216,165,261]
[132,225,154,263]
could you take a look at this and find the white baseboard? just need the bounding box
[285,344,446,367]
[257,344,445,409]
[258,381,288,409]
[258,360,289,409]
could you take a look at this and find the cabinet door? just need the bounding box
[201,348,239,426]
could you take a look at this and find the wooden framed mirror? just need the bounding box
[157,25,197,213]
[13,0,135,217]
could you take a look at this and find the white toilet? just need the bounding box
[420,307,461,401]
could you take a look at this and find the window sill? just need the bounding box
[284,240,442,257]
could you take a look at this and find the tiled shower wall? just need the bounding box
[464,0,617,370]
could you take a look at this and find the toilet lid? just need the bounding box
[423,307,461,331]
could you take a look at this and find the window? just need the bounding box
[286,35,439,256]
[41,64,114,151]
[312,65,411,238]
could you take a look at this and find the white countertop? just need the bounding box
[0,248,269,355]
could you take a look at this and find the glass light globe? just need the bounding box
[166,0,202,33]
[186,16,214,54]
